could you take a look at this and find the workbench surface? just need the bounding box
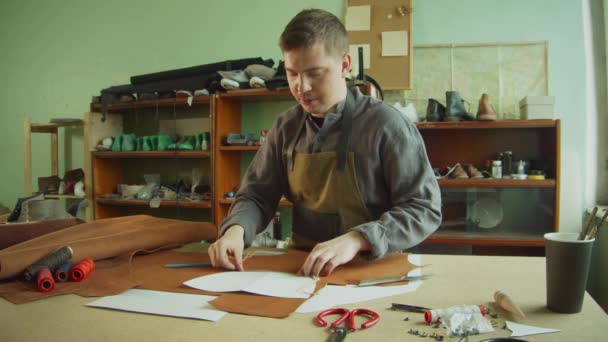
[1,254,605,341]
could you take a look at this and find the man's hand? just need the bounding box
[298,230,370,277]
[208,225,245,271]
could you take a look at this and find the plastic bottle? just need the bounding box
[492,160,502,179]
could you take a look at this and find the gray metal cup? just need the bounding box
[544,232,595,313]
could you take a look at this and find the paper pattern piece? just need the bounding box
[297,281,423,313]
[297,254,424,313]
[345,5,370,31]
[86,289,226,322]
[184,271,317,299]
[506,321,560,337]
[382,31,409,56]
[349,44,371,74]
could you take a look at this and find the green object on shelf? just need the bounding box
[194,133,202,150]
[121,133,136,151]
[150,136,159,150]
[142,136,152,151]
[136,137,143,151]
[178,135,194,150]
[111,135,122,152]
[157,135,172,151]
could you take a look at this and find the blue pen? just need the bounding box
[163,262,212,268]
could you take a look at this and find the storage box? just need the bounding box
[519,96,555,120]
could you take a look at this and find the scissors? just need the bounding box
[316,308,380,342]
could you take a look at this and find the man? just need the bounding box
[209,9,441,277]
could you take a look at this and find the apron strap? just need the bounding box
[286,109,307,171]
[287,88,355,172]
[336,89,355,171]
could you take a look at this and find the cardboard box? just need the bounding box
[519,96,555,120]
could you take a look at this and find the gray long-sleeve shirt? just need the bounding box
[220,87,442,258]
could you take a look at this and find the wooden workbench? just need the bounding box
[1,254,605,341]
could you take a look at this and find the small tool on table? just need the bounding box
[316,307,380,342]
[357,274,431,287]
[390,302,431,313]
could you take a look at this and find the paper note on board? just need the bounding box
[345,5,371,31]
[382,31,409,56]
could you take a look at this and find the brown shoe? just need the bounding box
[448,164,469,179]
[465,164,484,179]
[476,93,497,121]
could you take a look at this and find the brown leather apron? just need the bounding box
[285,90,372,249]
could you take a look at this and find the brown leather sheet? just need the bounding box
[1,225,415,318]
[0,215,216,280]
[0,218,82,250]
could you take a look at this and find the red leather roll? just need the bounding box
[69,258,95,282]
[36,268,55,292]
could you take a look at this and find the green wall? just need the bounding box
[0,0,589,231]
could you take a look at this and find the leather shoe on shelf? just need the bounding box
[426,98,446,122]
[465,164,484,179]
[445,91,475,121]
[445,163,469,179]
[476,93,497,121]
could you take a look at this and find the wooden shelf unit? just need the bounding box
[96,198,211,208]
[87,96,212,221]
[86,87,560,254]
[418,119,561,253]
[212,89,295,224]
[90,95,211,112]
[23,117,84,196]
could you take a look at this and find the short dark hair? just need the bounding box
[279,9,348,56]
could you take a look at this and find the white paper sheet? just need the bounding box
[382,31,409,56]
[86,289,226,322]
[506,321,560,337]
[296,281,423,313]
[296,254,424,312]
[184,271,317,299]
[345,5,370,31]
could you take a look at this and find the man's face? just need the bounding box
[283,42,351,117]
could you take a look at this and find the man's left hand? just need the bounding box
[298,231,370,277]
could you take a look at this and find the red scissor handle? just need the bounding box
[348,308,380,331]
[316,308,350,328]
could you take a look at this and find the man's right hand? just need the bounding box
[208,225,245,271]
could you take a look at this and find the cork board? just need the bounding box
[345,0,413,89]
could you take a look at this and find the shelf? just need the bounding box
[219,198,293,207]
[219,88,294,102]
[219,145,259,151]
[45,194,83,199]
[93,151,210,158]
[437,178,556,188]
[416,119,556,130]
[96,198,211,209]
[91,95,211,112]
[425,230,546,247]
